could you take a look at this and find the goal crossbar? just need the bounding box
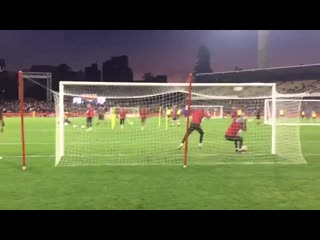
[60,81,276,87]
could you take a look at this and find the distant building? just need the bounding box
[75,71,85,81]
[153,75,167,83]
[29,64,77,81]
[102,55,133,82]
[85,63,101,81]
[29,65,57,73]
[0,59,6,72]
[134,75,168,83]
[0,70,15,101]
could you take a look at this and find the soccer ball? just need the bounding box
[81,125,85,129]
[73,125,77,128]
[233,86,243,91]
[241,145,248,151]
[64,122,69,126]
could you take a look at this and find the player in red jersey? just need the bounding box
[171,105,180,126]
[119,107,126,128]
[225,114,247,153]
[139,107,147,130]
[178,108,211,150]
[85,104,95,131]
[0,110,4,133]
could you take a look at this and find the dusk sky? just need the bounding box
[1,30,320,82]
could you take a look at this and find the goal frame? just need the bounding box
[22,72,53,103]
[17,71,53,170]
[56,81,277,166]
[264,98,320,126]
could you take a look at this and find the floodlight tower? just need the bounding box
[258,30,271,68]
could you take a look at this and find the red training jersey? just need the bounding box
[86,107,95,118]
[119,108,126,119]
[172,109,177,118]
[225,119,243,137]
[140,108,147,119]
[191,109,210,124]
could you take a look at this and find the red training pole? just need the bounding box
[183,73,193,168]
[18,71,26,170]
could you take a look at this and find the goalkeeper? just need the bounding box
[225,113,247,153]
[256,108,261,125]
[119,107,126,128]
[139,107,147,130]
[64,112,72,125]
[0,110,4,133]
[178,108,210,150]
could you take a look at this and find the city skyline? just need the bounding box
[1,30,320,82]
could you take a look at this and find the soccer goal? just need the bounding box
[264,98,320,125]
[262,97,320,164]
[53,80,308,167]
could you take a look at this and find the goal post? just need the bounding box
[18,71,27,170]
[57,81,65,164]
[54,81,293,166]
[17,71,55,169]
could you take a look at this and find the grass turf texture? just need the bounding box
[0,117,320,209]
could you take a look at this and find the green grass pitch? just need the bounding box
[0,116,320,209]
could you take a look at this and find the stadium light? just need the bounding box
[258,30,271,69]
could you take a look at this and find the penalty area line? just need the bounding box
[57,161,307,167]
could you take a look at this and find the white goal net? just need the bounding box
[54,82,306,166]
[265,98,320,125]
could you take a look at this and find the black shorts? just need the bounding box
[256,115,260,120]
[225,135,242,141]
[189,123,202,131]
[99,114,104,120]
[87,117,93,123]
[141,118,146,123]
[120,118,125,124]
[172,117,177,121]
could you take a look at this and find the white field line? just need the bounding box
[58,161,307,166]
[3,152,318,157]
[0,153,313,165]
[2,140,320,145]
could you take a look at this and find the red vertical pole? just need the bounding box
[183,73,193,168]
[18,71,26,170]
